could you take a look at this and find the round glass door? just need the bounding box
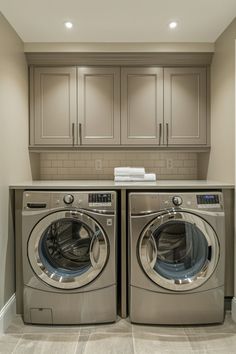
[139,211,219,291]
[28,210,108,289]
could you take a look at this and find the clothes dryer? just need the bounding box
[129,192,225,324]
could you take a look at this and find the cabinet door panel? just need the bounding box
[34,67,76,145]
[78,67,120,145]
[121,67,163,145]
[164,68,207,145]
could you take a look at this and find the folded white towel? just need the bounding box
[114,167,145,177]
[115,173,156,182]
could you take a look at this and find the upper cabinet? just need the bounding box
[78,67,120,145]
[31,67,77,146]
[121,67,163,145]
[29,65,208,148]
[164,67,207,145]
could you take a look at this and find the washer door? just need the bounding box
[28,210,108,289]
[139,211,219,291]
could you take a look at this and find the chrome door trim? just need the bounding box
[138,210,219,291]
[28,210,108,290]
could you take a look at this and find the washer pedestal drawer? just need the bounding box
[23,284,117,325]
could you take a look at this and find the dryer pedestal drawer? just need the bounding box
[130,285,224,325]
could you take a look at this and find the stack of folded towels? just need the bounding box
[114,167,156,182]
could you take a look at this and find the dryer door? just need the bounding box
[139,211,219,291]
[28,210,108,289]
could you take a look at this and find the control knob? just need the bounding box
[172,196,183,206]
[63,194,74,205]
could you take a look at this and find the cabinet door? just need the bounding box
[164,67,207,145]
[78,67,120,145]
[33,67,77,146]
[121,67,163,145]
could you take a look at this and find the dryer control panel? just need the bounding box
[129,192,223,214]
[196,194,220,208]
[88,193,112,207]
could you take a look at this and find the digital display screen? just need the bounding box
[88,193,112,204]
[197,195,219,204]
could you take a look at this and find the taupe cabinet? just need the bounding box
[164,67,207,145]
[78,67,120,145]
[121,67,207,145]
[121,67,163,145]
[31,67,77,146]
[30,66,208,147]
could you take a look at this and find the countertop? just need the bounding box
[10,180,234,190]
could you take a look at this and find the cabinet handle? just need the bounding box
[79,123,82,145]
[166,123,169,146]
[72,123,75,146]
[159,123,162,145]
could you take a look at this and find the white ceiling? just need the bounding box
[0,0,236,43]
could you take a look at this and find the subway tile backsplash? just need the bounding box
[40,152,197,180]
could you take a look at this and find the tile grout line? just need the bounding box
[131,323,137,354]
[82,331,92,354]
[11,334,24,354]
[73,327,81,354]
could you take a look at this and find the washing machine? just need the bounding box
[22,190,117,325]
[129,192,225,325]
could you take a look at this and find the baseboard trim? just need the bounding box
[0,294,16,333]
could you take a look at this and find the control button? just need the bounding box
[107,218,112,226]
[63,194,74,205]
[172,196,183,206]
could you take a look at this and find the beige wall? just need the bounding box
[203,18,236,183]
[0,13,32,311]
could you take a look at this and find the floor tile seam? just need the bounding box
[11,333,80,353]
[184,331,236,337]
[89,330,132,336]
[132,332,190,338]
[184,325,197,350]
[131,333,136,354]
[82,331,92,354]
[5,331,24,335]
[20,331,81,336]
[131,324,136,354]
[0,335,23,354]
[11,334,24,354]
[72,328,82,354]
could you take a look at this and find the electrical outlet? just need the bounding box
[167,158,173,169]
[95,159,102,170]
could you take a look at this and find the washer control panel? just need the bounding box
[88,193,112,207]
[23,191,116,211]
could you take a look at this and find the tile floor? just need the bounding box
[1,312,236,353]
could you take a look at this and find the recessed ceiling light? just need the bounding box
[64,21,73,29]
[169,21,178,29]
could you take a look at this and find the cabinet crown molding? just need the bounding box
[26,52,213,66]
